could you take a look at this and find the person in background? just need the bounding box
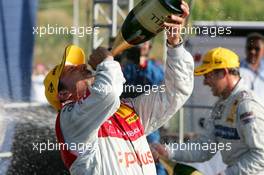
[31,63,48,103]
[121,42,166,175]
[240,33,264,102]
[121,41,164,97]
[151,47,264,175]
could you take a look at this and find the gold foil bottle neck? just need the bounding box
[159,154,203,175]
[111,31,133,57]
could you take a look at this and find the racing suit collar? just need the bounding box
[219,78,246,102]
[231,79,243,95]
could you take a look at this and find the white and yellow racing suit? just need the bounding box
[170,79,264,175]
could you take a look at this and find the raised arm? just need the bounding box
[127,1,194,134]
[61,47,125,143]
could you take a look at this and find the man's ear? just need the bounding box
[58,90,72,102]
[149,44,152,50]
[223,68,229,76]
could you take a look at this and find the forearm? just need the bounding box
[164,42,194,103]
[130,43,194,134]
[93,57,125,97]
[149,43,194,130]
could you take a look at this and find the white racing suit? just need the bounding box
[56,44,194,175]
[170,79,264,175]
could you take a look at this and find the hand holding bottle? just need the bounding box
[150,143,170,161]
[88,47,113,70]
[111,0,185,56]
[150,143,203,175]
[164,1,190,46]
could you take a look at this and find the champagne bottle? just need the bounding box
[159,155,203,175]
[111,0,183,56]
[174,163,203,175]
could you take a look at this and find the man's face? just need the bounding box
[203,70,226,97]
[60,64,94,92]
[246,39,264,64]
[140,41,151,57]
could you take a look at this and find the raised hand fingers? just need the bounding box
[166,15,184,25]
[88,47,112,70]
[180,1,190,18]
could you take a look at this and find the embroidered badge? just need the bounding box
[240,111,255,125]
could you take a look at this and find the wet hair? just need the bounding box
[58,80,68,103]
[246,33,264,44]
[58,80,66,92]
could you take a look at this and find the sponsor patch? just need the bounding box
[238,91,251,99]
[212,103,225,120]
[226,100,238,124]
[117,150,154,167]
[126,114,139,124]
[116,104,134,119]
[214,125,240,140]
[240,112,255,125]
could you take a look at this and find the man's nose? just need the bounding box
[249,48,257,55]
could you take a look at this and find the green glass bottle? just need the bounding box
[174,163,203,175]
[159,155,203,175]
[111,0,183,56]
